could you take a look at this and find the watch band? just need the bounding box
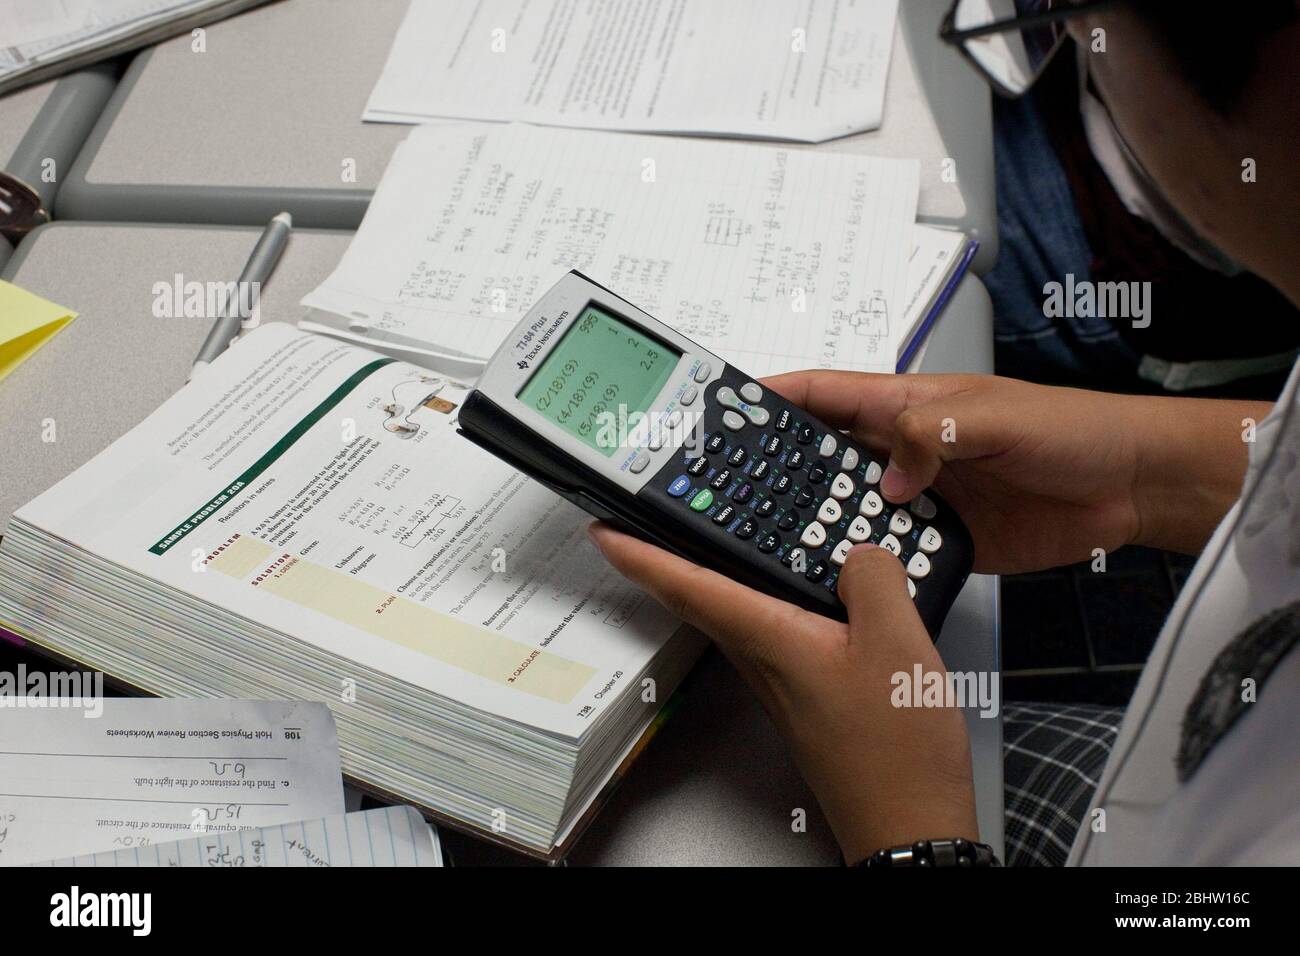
[856,838,1000,867]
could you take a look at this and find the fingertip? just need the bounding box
[879,462,908,499]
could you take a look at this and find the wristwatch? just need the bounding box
[855,838,1000,867]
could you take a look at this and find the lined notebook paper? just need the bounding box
[28,806,443,867]
[302,123,920,377]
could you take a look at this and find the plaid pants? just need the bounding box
[1002,702,1125,867]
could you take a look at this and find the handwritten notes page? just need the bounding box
[364,0,900,143]
[301,123,920,377]
[0,699,344,867]
[29,806,443,867]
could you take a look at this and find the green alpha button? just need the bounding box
[689,489,714,512]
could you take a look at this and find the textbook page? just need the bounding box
[301,123,920,376]
[364,0,900,143]
[30,806,443,867]
[0,698,343,867]
[13,325,681,741]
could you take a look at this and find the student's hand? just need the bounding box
[588,523,980,864]
[761,371,1264,571]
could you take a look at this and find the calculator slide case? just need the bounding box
[458,272,973,637]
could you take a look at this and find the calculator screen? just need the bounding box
[517,304,680,456]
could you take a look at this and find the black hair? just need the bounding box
[1132,0,1296,113]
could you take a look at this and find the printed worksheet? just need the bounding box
[301,123,920,376]
[364,0,900,142]
[0,698,344,866]
[29,806,443,867]
[13,326,682,740]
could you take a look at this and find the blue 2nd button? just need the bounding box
[667,475,692,497]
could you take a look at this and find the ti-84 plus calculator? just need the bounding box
[459,271,974,637]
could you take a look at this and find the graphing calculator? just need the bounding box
[458,271,974,636]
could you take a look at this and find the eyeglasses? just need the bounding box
[940,0,1118,97]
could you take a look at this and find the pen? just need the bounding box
[189,211,293,379]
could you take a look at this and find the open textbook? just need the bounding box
[364,0,901,143]
[300,122,963,379]
[0,1,273,96]
[0,325,703,858]
[30,806,443,867]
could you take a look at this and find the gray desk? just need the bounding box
[58,0,997,272]
[0,65,117,218]
[0,221,1000,865]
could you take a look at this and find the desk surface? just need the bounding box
[58,0,997,270]
[1,221,1001,865]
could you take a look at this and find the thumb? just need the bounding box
[835,543,924,649]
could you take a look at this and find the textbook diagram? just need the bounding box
[381,375,458,438]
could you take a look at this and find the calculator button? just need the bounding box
[889,510,913,535]
[734,519,758,540]
[786,450,805,470]
[749,459,770,481]
[818,434,838,458]
[796,423,815,445]
[647,431,664,451]
[722,410,745,432]
[740,382,763,403]
[757,532,781,553]
[755,498,776,517]
[911,494,938,520]
[907,578,917,599]
[709,469,732,490]
[816,498,842,524]
[919,526,943,554]
[830,473,854,500]
[807,463,827,484]
[728,447,748,467]
[879,533,902,556]
[772,473,793,494]
[859,490,884,517]
[846,515,872,543]
[667,475,692,497]
[694,362,712,382]
[713,505,736,526]
[906,552,932,580]
[687,456,709,476]
[777,511,798,531]
[680,385,698,405]
[794,489,815,508]
[706,432,726,454]
[746,406,770,427]
[841,447,860,472]
[864,461,883,484]
[689,489,713,512]
[782,546,805,569]
[665,408,683,430]
[630,452,651,473]
[830,539,853,566]
[763,435,783,456]
[799,522,828,549]
[775,409,793,432]
[732,483,754,504]
[805,559,830,583]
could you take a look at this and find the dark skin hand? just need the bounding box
[589,370,1266,862]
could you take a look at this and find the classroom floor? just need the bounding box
[1001,545,1196,707]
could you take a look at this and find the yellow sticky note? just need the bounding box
[0,279,77,382]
